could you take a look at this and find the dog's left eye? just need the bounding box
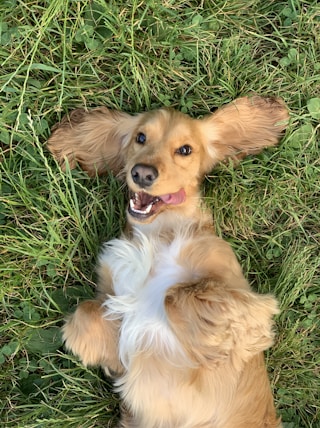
[136,132,146,145]
[176,145,192,156]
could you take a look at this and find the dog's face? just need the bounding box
[123,109,207,223]
[47,96,289,225]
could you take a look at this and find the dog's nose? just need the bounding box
[131,164,158,188]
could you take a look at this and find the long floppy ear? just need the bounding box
[199,96,289,173]
[165,280,279,369]
[47,107,140,176]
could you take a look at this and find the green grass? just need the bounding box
[0,0,319,427]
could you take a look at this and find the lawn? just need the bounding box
[0,0,319,427]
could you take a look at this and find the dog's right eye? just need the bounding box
[136,132,146,145]
[176,145,192,156]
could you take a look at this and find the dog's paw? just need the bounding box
[165,280,279,368]
[62,300,123,374]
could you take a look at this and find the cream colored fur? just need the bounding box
[48,96,289,427]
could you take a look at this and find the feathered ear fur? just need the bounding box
[200,96,289,173]
[47,107,140,176]
[165,280,279,370]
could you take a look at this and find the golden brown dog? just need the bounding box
[48,96,288,427]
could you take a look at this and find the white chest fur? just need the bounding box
[99,229,197,368]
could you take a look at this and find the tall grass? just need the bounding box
[1,0,319,427]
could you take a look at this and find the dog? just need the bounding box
[48,96,288,427]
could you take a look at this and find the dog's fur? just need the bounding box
[48,96,289,428]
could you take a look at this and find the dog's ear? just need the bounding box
[199,96,289,173]
[47,107,140,176]
[165,281,279,369]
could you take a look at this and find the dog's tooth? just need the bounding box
[129,199,153,215]
[145,203,152,214]
[129,199,136,210]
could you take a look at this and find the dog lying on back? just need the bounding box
[48,96,288,427]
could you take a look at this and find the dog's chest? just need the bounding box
[99,231,197,366]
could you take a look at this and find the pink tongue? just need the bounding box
[160,188,186,205]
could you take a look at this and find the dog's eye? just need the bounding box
[136,132,146,145]
[176,145,192,156]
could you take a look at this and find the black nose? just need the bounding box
[131,164,158,188]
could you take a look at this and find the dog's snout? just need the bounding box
[131,164,158,188]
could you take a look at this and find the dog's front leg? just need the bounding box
[164,279,278,367]
[164,280,280,427]
[62,299,123,376]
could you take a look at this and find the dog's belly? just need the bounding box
[98,230,235,427]
[117,356,221,428]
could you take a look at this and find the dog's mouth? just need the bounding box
[128,188,186,220]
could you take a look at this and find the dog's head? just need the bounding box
[48,96,288,225]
